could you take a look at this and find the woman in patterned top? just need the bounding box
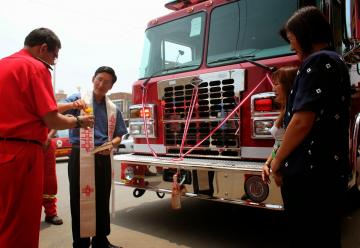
[262,66,298,184]
[268,6,351,248]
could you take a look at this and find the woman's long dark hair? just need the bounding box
[272,66,298,127]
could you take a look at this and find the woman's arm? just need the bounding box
[270,111,316,182]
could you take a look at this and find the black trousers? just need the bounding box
[68,147,112,248]
[281,174,345,248]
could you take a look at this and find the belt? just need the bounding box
[0,137,42,146]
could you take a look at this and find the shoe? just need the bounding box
[45,215,63,225]
[107,243,122,248]
[92,243,122,248]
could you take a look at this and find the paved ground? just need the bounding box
[39,161,360,248]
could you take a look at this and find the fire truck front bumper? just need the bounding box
[114,154,284,210]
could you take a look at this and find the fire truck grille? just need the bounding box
[162,78,240,158]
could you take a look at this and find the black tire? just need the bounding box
[156,192,165,198]
[133,188,146,198]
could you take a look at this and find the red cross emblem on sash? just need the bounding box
[82,185,94,197]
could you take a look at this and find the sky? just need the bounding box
[0,0,171,94]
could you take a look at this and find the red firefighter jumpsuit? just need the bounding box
[0,49,57,248]
[42,138,59,218]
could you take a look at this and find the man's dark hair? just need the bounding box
[280,6,333,54]
[24,27,61,52]
[94,66,117,84]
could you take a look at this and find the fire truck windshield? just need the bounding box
[207,0,297,66]
[138,0,297,79]
[139,12,206,78]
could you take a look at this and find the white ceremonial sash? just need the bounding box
[105,96,117,219]
[79,92,117,237]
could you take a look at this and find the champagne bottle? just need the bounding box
[171,173,181,210]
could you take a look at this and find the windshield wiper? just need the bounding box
[142,64,198,87]
[208,55,255,64]
[208,55,276,72]
[242,58,276,72]
[161,64,197,73]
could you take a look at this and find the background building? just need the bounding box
[108,92,132,122]
[55,90,67,102]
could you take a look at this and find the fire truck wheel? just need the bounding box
[156,192,165,199]
[133,188,146,198]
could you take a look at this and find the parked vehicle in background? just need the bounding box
[52,129,72,161]
[115,133,134,154]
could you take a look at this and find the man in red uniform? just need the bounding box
[43,129,63,225]
[42,101,88,226]
[0,28,94,248]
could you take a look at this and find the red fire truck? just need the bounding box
[115,0,360,210]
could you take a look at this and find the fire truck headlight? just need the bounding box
[254,120,273,136]
[129,122,156,138]
[129,124,141,135]
[125,167,135,181]
[129,104,157,138]
[244,175,269,203]
[143,123,155,136]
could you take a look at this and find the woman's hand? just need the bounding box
[262,163,271,184]
[270,158,283,187]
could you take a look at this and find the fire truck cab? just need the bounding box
[115,0,360,210]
